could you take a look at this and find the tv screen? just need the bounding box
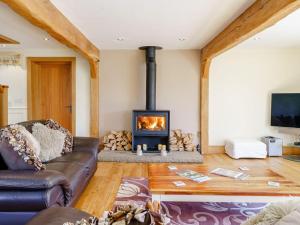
[271,93,300,128]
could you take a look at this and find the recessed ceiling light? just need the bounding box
[253,37,261,41]
[178,37,187,41]
[0,44,6,48]
[44,37,50,41]
[116,37,125,41]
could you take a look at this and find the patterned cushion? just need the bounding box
[0,124,45,170]
[45,119,73,154]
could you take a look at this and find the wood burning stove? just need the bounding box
[132,46,170,152]
[132,110,170,152]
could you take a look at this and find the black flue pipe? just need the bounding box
[139,46,162,110]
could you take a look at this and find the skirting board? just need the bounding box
[207,146,300,155]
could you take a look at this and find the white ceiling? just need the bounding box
[50,0,255,49]
[236,8,300,49]
[1,1,299,51]
[0,2,65,51]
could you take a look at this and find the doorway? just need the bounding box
[27,57,76,134]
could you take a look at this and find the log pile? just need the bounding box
[169,129,195,151]
[103,130,132,151]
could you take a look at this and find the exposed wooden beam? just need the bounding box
[2,0,100,137]
[200,0,300,154]
[90,61,100,137]
[0,34,19,44]
[200,55,211,154]
[202,0,300,61]
[1,0,100,78]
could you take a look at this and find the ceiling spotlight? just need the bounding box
[44,37,50,41]
[116,37,125,41]
[178,37,187,41]
[0,44,6,48]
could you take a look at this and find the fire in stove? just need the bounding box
[137,116,166,131]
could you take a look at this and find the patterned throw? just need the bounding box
[45,119,73,154]
[115,178,268,225]
[0,124,45,170]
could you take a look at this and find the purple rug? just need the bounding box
[114,177,267,225]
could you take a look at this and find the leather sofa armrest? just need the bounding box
[73,137,100,158]
[0,170,70,190]
[0,170,72,207]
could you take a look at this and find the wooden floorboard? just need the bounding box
[75,154,300,217]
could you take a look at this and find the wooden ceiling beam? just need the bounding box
[1,0,100,77]
[201,0,300,62]
[0,34,19,44]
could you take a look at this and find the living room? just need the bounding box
[1,1,300,225]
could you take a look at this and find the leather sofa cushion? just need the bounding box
[0,154,7,170]
[50,152,95,167]
[46,162,89,198]
[73,137,99,159]
[26,207,92,225]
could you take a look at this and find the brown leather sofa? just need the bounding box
[0,120,99,225]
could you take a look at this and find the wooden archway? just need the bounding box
[200,0,300,154]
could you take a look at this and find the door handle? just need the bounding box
[65,105,72,113]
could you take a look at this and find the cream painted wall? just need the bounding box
[209,49,300,146]
[100,50,201,144]
[0,48,90,136]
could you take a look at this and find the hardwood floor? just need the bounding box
[75,154,300,217]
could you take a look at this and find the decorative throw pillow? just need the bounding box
[242,200,300,225]
[276,205,300,225]
[32,123,66,162]
[19,125,41,156]
[45,119,73,154]
[0,124,45,170]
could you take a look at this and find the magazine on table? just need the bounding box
[176,170,210,183]
[211,168,248,180]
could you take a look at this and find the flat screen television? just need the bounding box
[271,93,300,128]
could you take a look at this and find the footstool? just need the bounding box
[225,138,267,159]
[26,207,92,225]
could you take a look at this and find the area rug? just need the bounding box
[114,177,268,225]
[98,150,203,163]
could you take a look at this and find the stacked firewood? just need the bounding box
[169,129,195,151]
[103,130,132,151]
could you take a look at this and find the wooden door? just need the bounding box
[28,58,75,132]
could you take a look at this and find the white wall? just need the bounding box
[209,49,300,145]
[100,50,200,144]
[0,48,90,136]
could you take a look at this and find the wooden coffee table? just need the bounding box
[148,163,300,202]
